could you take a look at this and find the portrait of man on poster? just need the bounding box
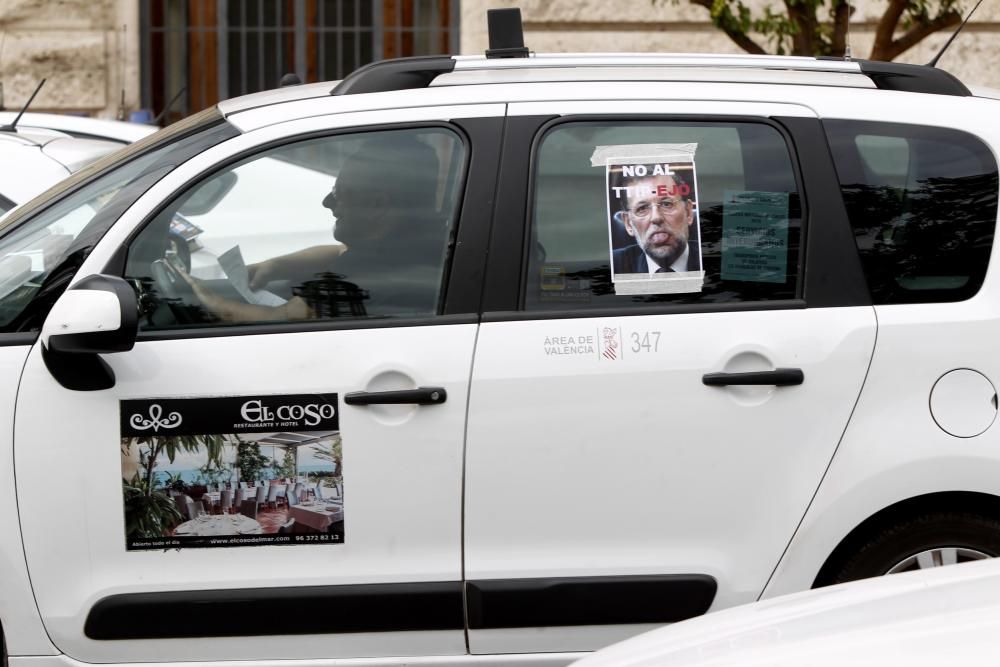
[608,162,703,277]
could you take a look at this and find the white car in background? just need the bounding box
[0,129,127,216]
[0,111,157,144]
[571,557,1000,666]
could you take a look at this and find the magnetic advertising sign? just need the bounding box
[121,393,344,550]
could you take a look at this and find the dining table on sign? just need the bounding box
[288,500,344,532]
[173,514,263,536]
[202,487,272,503]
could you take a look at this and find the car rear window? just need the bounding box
[824,120,998,304]
[524,120,803,311]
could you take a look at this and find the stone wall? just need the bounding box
[461,0,1000,89]
[0,0,139,117]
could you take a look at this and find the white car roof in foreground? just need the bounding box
[572,558,1000,667]
[218,52,990,136]
[0,112,157,143]
[215,53,876,122]
[217,80,338,117]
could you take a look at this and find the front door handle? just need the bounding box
[702,368,804,387]
[344,387,447,406]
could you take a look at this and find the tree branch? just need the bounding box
[830,0,851,56]
[872,0,908,59]
[871,10,961,60]
[689,0,769,54]
[783,0,818,55]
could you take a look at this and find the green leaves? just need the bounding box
[123,477,183,539]
[235,440,270,482]
[658,0,964,59]
[312,435,343,476]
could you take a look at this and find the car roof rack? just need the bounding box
[331,7,970,98]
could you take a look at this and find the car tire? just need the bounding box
[829,511,1000,585]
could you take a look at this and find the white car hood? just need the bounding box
[573,558,1000,667]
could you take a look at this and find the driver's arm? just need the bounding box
[248,244,346,290]
[176,266,313,322]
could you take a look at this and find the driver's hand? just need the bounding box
[248,259,278,290]
[166,260,204,295]
[166,261,219,310]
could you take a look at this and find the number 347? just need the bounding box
[630,331,661,353]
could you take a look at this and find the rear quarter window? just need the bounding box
[824,120,998,304]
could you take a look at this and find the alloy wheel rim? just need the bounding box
[886,547,992,574]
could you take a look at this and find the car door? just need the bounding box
[463,101,878,654]
[13,105,503,662]
[0,338,51,656]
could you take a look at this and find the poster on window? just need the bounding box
[721,190,790,283]
[121,394,343,550]
[592,143,705,295]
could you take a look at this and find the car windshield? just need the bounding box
[0,107,239,333]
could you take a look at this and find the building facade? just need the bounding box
[0,0,995,120]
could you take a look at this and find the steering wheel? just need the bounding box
[148,251,208,325]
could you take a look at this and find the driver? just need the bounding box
[170,134,444,323]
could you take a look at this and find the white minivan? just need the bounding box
[1,15,1000,667]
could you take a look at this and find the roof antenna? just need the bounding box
[0,78,45,132]
[485,7,529,59]
[0,32,7,111]
[116,23,127,120]
[928,0,985,67]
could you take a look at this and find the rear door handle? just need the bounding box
[344,387,447,406]
[702,368,804,387]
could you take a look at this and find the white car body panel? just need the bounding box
[760,108,1000,597]
[764,301,1000,597]
[466,307,876,654]
[0,131,123,212]
[9,655,583,667]
[16,325,477,663]
[464,98,875,655]
[38,289,121,346]
[0,137,72,205]
[228,76,1000,139]
[0,113,158,144]
[40,136,124,173]
[14,103,505,664]
[0,347,56,655]
[572,558,1000,667]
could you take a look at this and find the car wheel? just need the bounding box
[830,511,1000,585]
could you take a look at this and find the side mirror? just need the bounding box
[41,274,138,391]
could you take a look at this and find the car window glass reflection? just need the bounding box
[125,128,465,329]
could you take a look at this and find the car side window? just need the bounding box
[125,127,465,329]
[525,121,803,311]
[0,193,15,217]
[824,120,998,304]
